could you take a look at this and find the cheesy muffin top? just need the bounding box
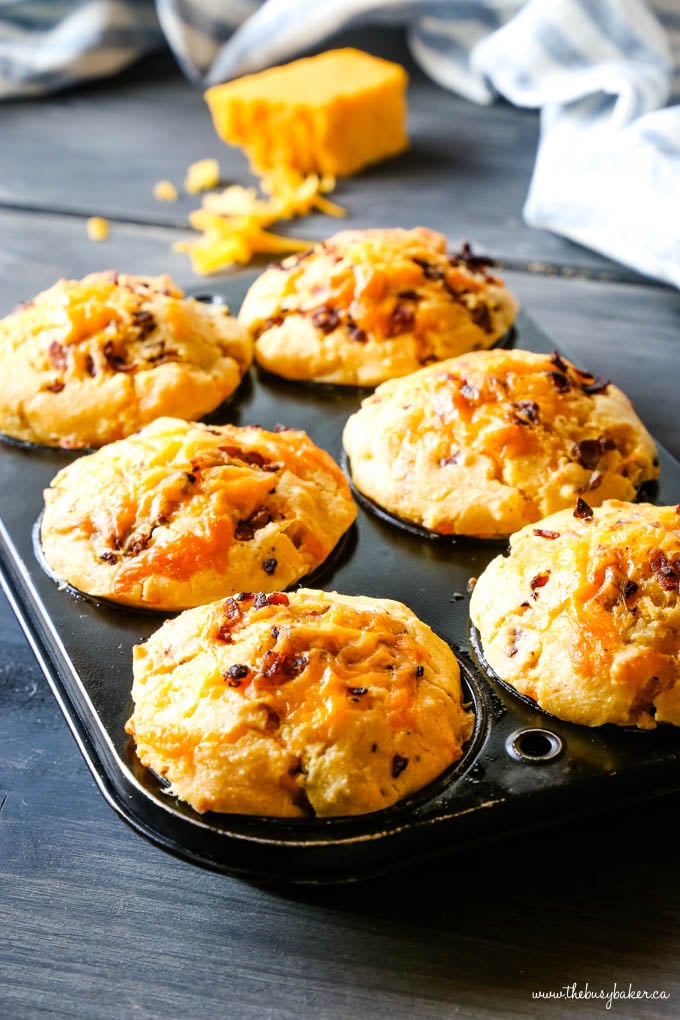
[470,500,680,729]
[343,348,659,539]
[40,417,356,611]
[0,271,252,448]
[239,227,518,386]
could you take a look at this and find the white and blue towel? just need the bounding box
[1,1,679,288]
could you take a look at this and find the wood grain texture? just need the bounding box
[0,32,647,282]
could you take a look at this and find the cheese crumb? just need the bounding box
[174,168,345,275]
[86,217,109,242]
[154,180,179,202]
[184,158,220,194]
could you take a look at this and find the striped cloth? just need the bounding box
[1,1,679,287]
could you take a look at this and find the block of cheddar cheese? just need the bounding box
[204,48,408,177]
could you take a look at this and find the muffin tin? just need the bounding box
[2,270,680,884]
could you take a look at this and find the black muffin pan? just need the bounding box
[2,271,680,884]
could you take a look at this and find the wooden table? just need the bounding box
[2,31,679,1019]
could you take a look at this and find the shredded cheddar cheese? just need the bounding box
[174,168,345,275]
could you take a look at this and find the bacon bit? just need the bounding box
[585,471,603,492]
[572,437,615,470]
[145,340,179,364]
[530,571,551,591]
[103,340,135,374]
[185,472,197,484]
[273,423,295,432]
[216,597,242,642]
[547,370,570,393]
[132,309,156,338]
[263,707,281,731]
[387,302,415,337]
[347,318,367,343]
[623,580,639,602]
[415,665,424,678]
[397,289,421,301]
[311,305,340,333]
[225,664,250,681]
[470,303,493,333]
[99,551,118,564]
[439,453,461,467]
[460,381,479,401]
[124,534,151,556]
[676,505,680,514]
[220,446,278,472]
[348,686,368,696]
[411,256,443,281]
[513,399,539,425]
[235,507,272,541]
[48,341,68,370]
[391,754,409,778]
[574,497,594,520]
[44,380,65,393]
[505,627,522,657]
[450,241,496,273]
[533,529,560,540]
[549,350,570,374]
[236,592,254,602]
[270,626,279,640]
[263,557,277,575]
[262,314,285,333]
[649,549,680,591]
[581,376,610,395]
[84,354,96,377]
[262,651,308,682]
[253,592,289,610]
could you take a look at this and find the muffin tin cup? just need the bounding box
[3,271,680,884]
[31,511,358,618]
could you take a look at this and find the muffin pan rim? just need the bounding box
[3,272,680,883]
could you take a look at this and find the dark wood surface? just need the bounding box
[2,35,680,1020]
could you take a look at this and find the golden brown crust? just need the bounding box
[239,228,518,386]
[126,588,474,817]
[470,500,680,729]
[343,348,659,539]
[0,272,252,448]
[40,417,356,611]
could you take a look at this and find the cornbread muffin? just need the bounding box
[127,589,474,817]
[40,418,356,611]
[343,348,658,539]
[0,271,252,448]
[470,500,680,729]
[239,227,518,386]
